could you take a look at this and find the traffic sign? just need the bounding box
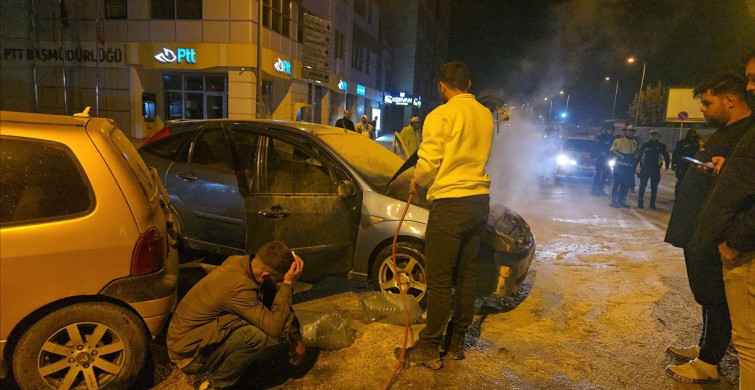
[303,14,331,32]
[303,54,329,70]
[302,67,329,83]
[677,111,689,120]
[303,44,329,58]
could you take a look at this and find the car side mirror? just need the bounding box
[338,180,356,198]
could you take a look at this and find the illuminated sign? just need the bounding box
[356,84,366,96]
[274,58,291,75]
[154,48,196,64]
[384,92,415,106]
[338,80,348,91]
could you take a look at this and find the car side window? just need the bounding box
[141,130,194,160]
[0,137,93,226]
[188,128,234,172]
[263,137,337,194]
[231,130,261,193]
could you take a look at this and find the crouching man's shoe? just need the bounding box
[394,344,443,370]
[665,344,699,361]
[665,358,720,384]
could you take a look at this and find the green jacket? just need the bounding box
[167,255,301,366]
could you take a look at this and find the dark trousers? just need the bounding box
[638,168,660,205]
[683,248,732,365]
[610,165,634,205]
[591,159,612,194]
[182,325,268,389]
[418,194,490,347]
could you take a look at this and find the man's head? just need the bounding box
[693,73,749,127]
[361,115,368,124]
[251,240,294,286]
[437,61,471,102]
[746,52,755,95]
[649,128,659,140]
[603,125,615,134]
[686,129,698,140]
[624,124,636,138]
[343,110,351,119]
[410,116,421,129]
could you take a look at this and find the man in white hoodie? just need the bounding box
[398,61,494,369]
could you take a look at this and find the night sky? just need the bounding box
[448,0,755,126]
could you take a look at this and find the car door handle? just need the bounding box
[259,205,290,220]
[179,172,198,181]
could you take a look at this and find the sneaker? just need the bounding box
[394,344,443,370]
[666,345,699,361]
[447,333,466,360]
[637,201,644,209]
[665,359,720,384]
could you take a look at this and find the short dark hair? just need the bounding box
[746,51,755,63]
[437,61,471,91]
[693,73,747,100]
[255,240,294,275]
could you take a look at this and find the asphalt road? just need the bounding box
[144,163,740,390]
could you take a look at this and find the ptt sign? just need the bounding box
[274,58,291,75]
[154,48,197,64]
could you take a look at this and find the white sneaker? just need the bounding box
[665,344,699,361]
[665,358,720,384]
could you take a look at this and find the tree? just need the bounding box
[627,82,669,126]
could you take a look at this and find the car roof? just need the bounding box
[1,110,90,128]
[166,119,350,136]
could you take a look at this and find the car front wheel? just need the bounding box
[12,302,148,390]
[371,242,427,306]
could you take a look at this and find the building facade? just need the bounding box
[1,0,388,139]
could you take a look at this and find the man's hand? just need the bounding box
[718,241,740,262]
[711,156,725,175]
[288,340,306,366]
[409,178,417,195]
[284,252,304,285]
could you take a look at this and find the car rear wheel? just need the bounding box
[371,242,427,307]
[12,302,148,390]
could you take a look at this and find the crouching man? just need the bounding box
[167,241,305,390]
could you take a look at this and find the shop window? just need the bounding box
[263,0,292,38]
[164,74,227,120]
[104,0,127,19]
[151,0,202,20]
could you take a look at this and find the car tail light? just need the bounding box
[139,126,171,149]
[131,227,164,276]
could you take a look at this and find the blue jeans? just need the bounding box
[181,325,268,389]
[418,194,489,347]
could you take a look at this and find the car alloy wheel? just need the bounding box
[372,242,427,306]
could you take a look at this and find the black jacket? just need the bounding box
[637,140,670,171]
[334,117,355,131]
[693,119,755,254]
[672,136,700,175]
[664,115,755,248]
[593,132,615,162]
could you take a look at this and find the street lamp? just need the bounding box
[559,90,570,117]
[627,57,646,127]
[605,77,619,120]
[545,97,553,124]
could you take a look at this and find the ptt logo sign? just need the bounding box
[154,48,196,64]
[274,58,291,75]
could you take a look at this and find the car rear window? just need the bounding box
[0,137,94,226]
[109,128,158,200]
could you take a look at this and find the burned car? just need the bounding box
[139,120,534,303]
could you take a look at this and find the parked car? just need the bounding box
[0,110,179,389]
[554,135,596,179]
[139,120,535,304]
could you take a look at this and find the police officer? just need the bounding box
[609,125,639,208]
[636,128,670,209]
[591,124,616,196]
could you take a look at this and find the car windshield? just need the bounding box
[562,138,593,151]
[318,133,427,206]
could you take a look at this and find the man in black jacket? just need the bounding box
[591,124,615,196]
[671,129,700,197]
[691,53,755,390]
[636,128,670,209]
[664,73,754,384]
[334,110,355,131]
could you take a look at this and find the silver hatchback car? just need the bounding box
[139,120,534,304]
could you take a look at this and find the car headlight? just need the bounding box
[557,154,577,166]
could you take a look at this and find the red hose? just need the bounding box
[382,192,414,390]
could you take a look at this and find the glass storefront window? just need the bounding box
[164,74,227,120]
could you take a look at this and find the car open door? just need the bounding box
[230,125,360,281]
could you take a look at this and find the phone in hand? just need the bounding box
[683,156,715,170]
